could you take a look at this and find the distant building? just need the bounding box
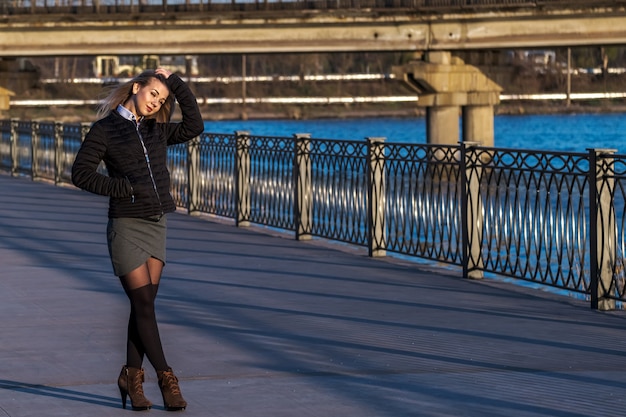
[93,55,199,77]
[522,50,558,71]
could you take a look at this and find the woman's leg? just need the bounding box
[123,258,187,411]
[120,257,168,372]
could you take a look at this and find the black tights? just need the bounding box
[120,257,169,372]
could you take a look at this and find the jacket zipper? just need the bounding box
[135,122,163,216]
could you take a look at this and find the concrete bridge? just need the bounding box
[2,0,626,145]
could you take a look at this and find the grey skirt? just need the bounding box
[106,216,167,277]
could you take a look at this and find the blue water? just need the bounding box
[205,113,626,153]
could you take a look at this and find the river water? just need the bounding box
[205,113,626,153]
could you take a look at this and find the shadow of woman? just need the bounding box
[0,379,119,409]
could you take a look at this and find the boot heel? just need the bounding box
[119,385,128,409]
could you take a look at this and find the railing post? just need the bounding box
[187,137,202,216]
[31,120,40,180]
[54,122,64,185]
[461,141,484,279]
[235,131,251,227]
[589,148,617,310]
[10,118,18,177]
[294,133,312,241]
[367,137,386,257]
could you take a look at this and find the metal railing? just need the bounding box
[1,118,625,310]
[0,0,620,15]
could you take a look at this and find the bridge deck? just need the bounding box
[1,172,626,417]
[4,2,625,56]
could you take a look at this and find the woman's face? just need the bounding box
[131,78,169,118]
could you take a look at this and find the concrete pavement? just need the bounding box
[1,172,626,417]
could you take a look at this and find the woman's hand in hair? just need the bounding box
[155,68,172,79]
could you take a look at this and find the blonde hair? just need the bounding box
[96,70,175,123]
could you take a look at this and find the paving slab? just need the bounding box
[1,172,626,417]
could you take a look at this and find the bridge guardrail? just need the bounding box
[1,118,624,310]
[1,0,622,15]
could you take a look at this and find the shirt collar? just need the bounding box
[116,104,141,123]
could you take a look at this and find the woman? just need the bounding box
[72,68,204,411]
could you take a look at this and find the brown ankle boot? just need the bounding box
[117,365,152,410]
[157,367,187,411]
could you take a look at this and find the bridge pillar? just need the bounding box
[393,52,502,147]
[463,104,495,146]
[427,106,459,145]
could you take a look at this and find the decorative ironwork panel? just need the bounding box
[196,133,237,218]
[0,119,11,171]
[246,135,295,230]
[384,143,462,264]
[59,123,84,185]
[167,143,189,208]
[476,147,590,293]
[309,139,369,245]
[599,153,626,301]
[35,121,56,181]
[15,120,33,177]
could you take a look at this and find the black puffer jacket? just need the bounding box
[71,74,204,219]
